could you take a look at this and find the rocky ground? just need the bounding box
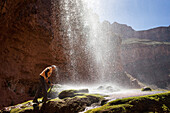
[0,85,169,113]
[86,91,170,113]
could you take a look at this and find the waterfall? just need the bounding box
[52,0,121,84]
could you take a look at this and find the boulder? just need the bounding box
[58,89,89,99]
[40,94,103,113]
[97,86,104,90]
[141,87,152,91]
[106,86,120,92]
[47,91,58,99]
[97,86,120,92]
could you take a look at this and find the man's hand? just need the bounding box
[50,83,53,87]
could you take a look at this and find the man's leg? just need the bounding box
[40,76,48,102]
[33,76,43,103]
[33,85,41,103]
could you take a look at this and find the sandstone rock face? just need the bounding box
[0,0,56,108]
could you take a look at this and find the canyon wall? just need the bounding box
[0,0,57,108]
[121,40,170,89]
[111,22,170,89]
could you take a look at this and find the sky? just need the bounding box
[87,0,170,31]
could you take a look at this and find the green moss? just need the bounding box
[11,108,21,113]
[85,92,170,113]
[15,100,32,106]
[13,98,43,106]
[17,106,33,113]
[84,94,104,99]
[60,89,76,93]
[49,98,62,102]
[8,98,43,113]
[74,95,87,98]
[10,106,33,113]
[162,104,170,112]
[73,93,104,101]
[86,104,133,113]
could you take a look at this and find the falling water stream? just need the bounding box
[52,0,119,84]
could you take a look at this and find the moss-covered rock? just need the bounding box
[58,89,89,99]
[0,93,104,113]
[39,94,103,113]
[2,90,169,113]
[47,87,58,99]
[141,87,152,91]
[85,91,170,113]
[0,99,42,113]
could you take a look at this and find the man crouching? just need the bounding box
[33,65,57,104]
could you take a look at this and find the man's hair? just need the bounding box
[51,65,58,74]
[51,65,56,68]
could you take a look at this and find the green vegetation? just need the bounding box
[10,108,21,113]
[49,98,61,102]
[2,92,104,113]
[10,106,33,113]
[73,93,104,101]
[3,89,170,113]
[16,106,33,113]
[58,89,89,99]
[122,38,170,45]
[7,98,43,113]
[85,91,170,113]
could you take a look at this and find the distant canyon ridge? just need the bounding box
[0,0,170,109]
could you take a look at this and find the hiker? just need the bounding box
[33,65,57,103]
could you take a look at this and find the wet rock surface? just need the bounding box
[141,87,152,91]
[0,92,104,113]
[1,89,168,113]
[58,89,89,99]
[85,91,170,113]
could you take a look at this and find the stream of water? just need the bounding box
[52,0,120,84]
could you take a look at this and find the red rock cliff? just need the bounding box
[0,0,58,108]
